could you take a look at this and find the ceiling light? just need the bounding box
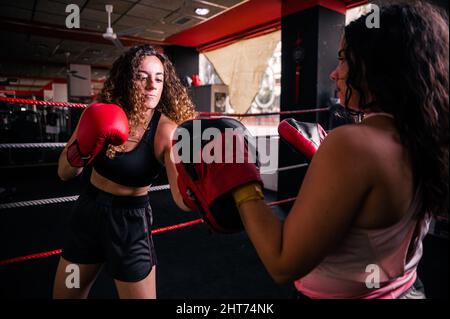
[195,7,210,16]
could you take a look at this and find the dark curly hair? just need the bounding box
[98,45,195,130]
[343,1,449,218]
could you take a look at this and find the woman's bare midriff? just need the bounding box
[90,168,150,196]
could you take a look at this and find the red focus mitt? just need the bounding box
[278,119,327,159]
[173,118,263,233]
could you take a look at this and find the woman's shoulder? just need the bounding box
[158,112,178,131]
[323,124,370,150]
[155,112,178,144]
[317,124,381,166]
[310,125,383,194]
[321,123,398,171]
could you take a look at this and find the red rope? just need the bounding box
[0,197,296,266]
[0,96,328,117]
[0,96,86,108]
[267,197,296,206]
[151,218,204,235]
[198,108,329,118]
[0,220,208,266]
[0,249,62,266]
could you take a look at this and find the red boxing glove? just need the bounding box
[173,118,262,233]
[278,119,327,159]
[67,103,129,167]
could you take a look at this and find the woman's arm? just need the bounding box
[164,145,191,211]
[238,126,373,283]
[57,123,83,181]
[157,120,191,212]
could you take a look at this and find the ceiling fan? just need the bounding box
[64,52,87,80]
[102,4,160,50]
[102,4,125,51]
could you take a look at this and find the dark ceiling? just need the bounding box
[0,0,367,95]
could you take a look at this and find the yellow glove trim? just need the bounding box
[232,183,264,208]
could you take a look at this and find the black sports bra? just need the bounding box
[93,111,163,187]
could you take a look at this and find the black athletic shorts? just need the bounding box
[62,182,157,282]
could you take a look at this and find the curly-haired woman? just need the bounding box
[53,45,195,299]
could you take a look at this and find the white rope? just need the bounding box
[0,164,307,210]
[0,196,79,210]
[260,163,308,175]
[0,143,66,149]
[0,184,171,210]
[149,184,171,192]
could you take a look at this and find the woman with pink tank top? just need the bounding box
[232,2,448,299]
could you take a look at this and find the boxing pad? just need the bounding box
[278,119,327,160]
[173,118,263,233]
[67,103,129,167]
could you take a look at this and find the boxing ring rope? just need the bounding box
[199,108,329,117]
[0,185,172,210]
[0,143,67,149]
[0,97,86,108]
[0,163,308,210]
[0,249,63,266]
[0,96,329,118]
[0,195,80,210]
[0,196,297,266]
[0,96,328,155]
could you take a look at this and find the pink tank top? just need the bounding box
[295,182,430,299]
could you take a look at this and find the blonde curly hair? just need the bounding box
[97,45,196,157]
